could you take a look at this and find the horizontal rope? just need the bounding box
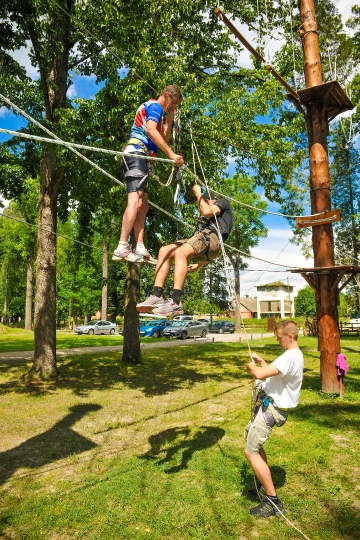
[0,94,299,268]
[0,127,176,164]
[1,123,312,222]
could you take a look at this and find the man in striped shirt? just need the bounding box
[112,85,184,264]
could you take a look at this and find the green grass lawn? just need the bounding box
[0,335,359,539]
[0,324,171,352]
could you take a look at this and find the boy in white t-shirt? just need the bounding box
[244,320,304,518]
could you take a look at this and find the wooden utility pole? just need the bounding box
[215,3,358,393]
[298,0,339,392]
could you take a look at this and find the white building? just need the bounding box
[256,282,295,319]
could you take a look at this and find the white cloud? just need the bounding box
[10,42,39,79]
[0,106,8,118]
[333,0,355,24]
[66,84,77,98]
[239,227,313,298]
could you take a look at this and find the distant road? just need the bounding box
[0,332,275,363]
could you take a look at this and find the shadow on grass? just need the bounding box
[293,401,360,430]
[0,404,101,486]
[139,425,225,473]
[238,460,286,500]
[0,344,249,397]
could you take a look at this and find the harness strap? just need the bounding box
[126,138,152,156]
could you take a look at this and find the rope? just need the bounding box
[1,93,320,223]
[244,239,292,295]
[0,127,174,164]
[190,131,253,359]
[0,94,301,269]
[1,124,314,221]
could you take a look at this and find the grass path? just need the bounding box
[0,336,359,539]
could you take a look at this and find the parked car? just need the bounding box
[172,315,193,322]
[162,320,209,340]
[139,320,173,338]
[209,320,235,334]
[197,318,210,324]
[74,320,116,335]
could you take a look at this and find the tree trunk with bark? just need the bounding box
[32,152,60,378]
[122,262,141,364]
[24,241,34,330]
[29,13,71,378]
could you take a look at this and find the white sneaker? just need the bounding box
[134,248,157,265]
[112,245,144,263]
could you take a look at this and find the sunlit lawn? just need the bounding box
[0,325,171,352]
[0,335,359,539]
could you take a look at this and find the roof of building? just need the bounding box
[256,281,294,290]
[239,297,257,312]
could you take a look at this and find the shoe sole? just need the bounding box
[136,305,163,313]
[153,310,184,316]
[112,256,144,263]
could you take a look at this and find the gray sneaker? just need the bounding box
[112,245,144,263]
[250,496,285,517]
[153,299,183,316]
[134,248,157,265]
[136,295,165,313]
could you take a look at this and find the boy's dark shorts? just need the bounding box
[175,230,220,263]
[122,151,149,193]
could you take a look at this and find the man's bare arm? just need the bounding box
[146,119,184,166]
[192,185,221,218]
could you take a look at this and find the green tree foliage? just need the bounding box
[0,0,322,372]
[295,285,316,316]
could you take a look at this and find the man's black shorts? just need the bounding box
[122,150,149,193]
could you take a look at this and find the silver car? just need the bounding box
[74,320,116,335]
[162,320,209,340]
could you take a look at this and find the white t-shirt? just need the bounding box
[262,348,304,409]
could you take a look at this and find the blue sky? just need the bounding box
[1,0,356,297]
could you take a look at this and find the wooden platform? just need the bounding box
[287,265,360,293]
[296,81,354,121]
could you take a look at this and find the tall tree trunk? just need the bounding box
[32,152,59,378]
[101,238,109,320]
[27,11,70,378]
[122,262,141,363]
[24,241,34,330]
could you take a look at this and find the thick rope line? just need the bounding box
[244,239,292,295]
[1,122,313,222]
[0,95,300,268]
[0,127,174,164]
[0,91,317,221]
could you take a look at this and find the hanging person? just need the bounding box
[112,85,184,264]
[136,185,233,316]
